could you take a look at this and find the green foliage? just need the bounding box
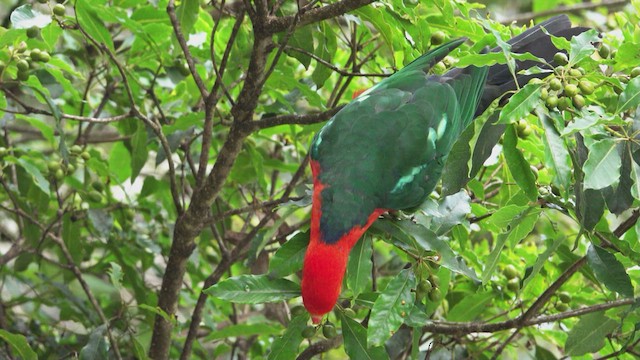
[1,0,640,359]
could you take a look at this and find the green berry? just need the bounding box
[39,51,50,63]
[0,147,7,156]
[558,291,572,303]
[564,84,579,97]
[87,190,102,202]
[553,52,568,66]
[503,264,518,280]
[430,31,446,45]
[428,287,442,302]
[66,163,76,173]
[540,87,549,100]
[48,160,61,172]
[53,4,66,16]
[55,168,65,180]
[631,67,640,78]
[573,94,586,109]
[549,78,562,91]
[598,44,610,58]
[70,145,82,154]
[555,302,569,312]
[30,49,42,62]
[26,26,39,38]
[569,69,582,77]
[529,78,544,85]
[558,97,572,111]
[417,279,433,294]
[507,278,520,292]
[80,151,90,160]
[301,326,316,339]
[16,60,29,72]
[518,125,532,138]
[546,95,559,109]
[578,80,594,95]
[322,324,337,338]
[429,274,440,287]
[91,180,104,192]
[343,308,356,318]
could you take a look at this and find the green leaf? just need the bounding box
[80,325,109,360]
[108,262,124,291]
[367,268,416,347]
[347,234,373,297]
[10,4,52,29]
[88,209,113,239]
[131,124,148,181]
[540,110,571,191]
[269,231,309,277]
[311,22,336,88]
[497,82,542,124]
[617,77,640,113]
[15,157,50,195]
[583,139,621,190]
[587,244,633,298]
[0,329,37,360]
[503,125,538,201]
[76,0,115,51]
[205,275,300,303]
[267,314,309,360]
[63,213,82,262]
[417,190,471,236]
[522,236,565,289]
[568,29,598,66]
[565,312,618,356]
[340,312,389,360]
[176,0,199,35]
[109,142,132,183]
[604,143,634,214]
[207,323,284,341]
[447,292,492,321]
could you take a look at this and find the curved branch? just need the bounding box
[249,105,344,130]
[266,0,375,33]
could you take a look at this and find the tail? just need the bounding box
[476,15,591,115]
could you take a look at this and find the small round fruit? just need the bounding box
[564,84,579,97]
[39,51,50,63]
[91,180,104,192]
[301,326,316,339]
[553,52,568,65]
[569,69,582,77]
[290,306,306,317]
[518,125,532,138]
[558,291,572,303]
[48,160,61,172]
[343,308,356,318]
[573,94,586,109]
[87,190,102,202]
[80,151,90,160]
[503,265,518,280]
[432,62,446,73]
[558,97,572,111]
[70,145,82,154]
[506,278,520,292]
[429,274,440,287]
[529,78,544,85]
[549,78,562,91]
[555,302,569,312]
[546,95,559,109]
[516,119,527,131]
[66,163,76,173]
[598,44,610,58]
[578,80,594,95]
[16,60,30,72]
[417,279,433,293]
[0,147,7,156]
[431,31,446,45]
[428,288,442,302]
[53,4,66,16]
[631,67,640,78]
[322,324,337,338]
[26,26,39,38]
[540,87,549,100]
[55,168,65,180]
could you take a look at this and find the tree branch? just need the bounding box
[266,0,375,33]
[249,105,344,130]
[501,0,628,24]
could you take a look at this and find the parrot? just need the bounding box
[301,15,589,324]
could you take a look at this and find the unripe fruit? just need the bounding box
[553,52,568,65]
[26,26,39,38]
[546,95,559,109]
[67,163,76,173]
[518,125,532,138]
[540,87,548,100]
[431,31,446,45]
[573,94,585,109]
[503,264,518,280]
[558,291,572,303]
[568,69,581,77]
[17,70,29,81]
[563,84,579,97]
[516,119,528,132]
[578,80,594,95]
[631,67,640,78]
[429,274,440,287]
[598,44,610,58]
[507,278,520,292]
[343,308,356,318]
[16,60,29,72]
[322,324,337,338]
[417,279,433,293]
[555,303,569,312]
[301,326,316,339]
[70,145,82,154]
[529,78,543,85]
[39,52,50,63]
[91,180,104,192]
[53,4,66,16]
[80,151,90,160]
[0,147,7,156]
[55,168,65,180]
[558,97,572,111]
[549,78,562,91]
[428,288,442,302]
[87,190,102,202]
[48,160,61,172]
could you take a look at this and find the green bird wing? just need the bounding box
[310,39,487,243]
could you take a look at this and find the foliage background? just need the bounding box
[1,0,640,359]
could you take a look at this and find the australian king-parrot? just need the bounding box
[301,15,588,323]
